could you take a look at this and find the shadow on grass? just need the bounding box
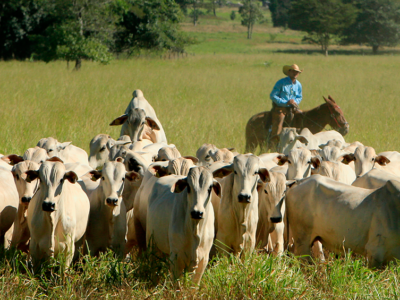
[274,48,400,56]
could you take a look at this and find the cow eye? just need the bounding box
[49,149,53,152]
[234,170,237,174]
[187,185,191,193]
[162,159,167,161]
[16,174,20,180]
[60,178,64,184]
[205,155,211,160]
[289,139,294,143]
[122,177,125,181]
[141,122,145,125]
[264,189,268,194]
[353,158,357,161]
[307,161,311,164]
[40,160,44,164]
[100,146,106,152]
[102,177,105,181]
[372,158,375,161]
[254,171,258,175]
[208,186,212,195]
[288,160,292,164]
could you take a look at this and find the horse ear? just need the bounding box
[323,96,329,103]
[328,95,336,103]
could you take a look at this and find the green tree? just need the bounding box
[114,0,191,54]
[33,0,116,70]
[239,0,264,39]
[230,10,236,20]
[342,0,400,54]
[269,0,291,27]
[289,0,357,56]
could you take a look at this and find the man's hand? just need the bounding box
[288,99,299,109]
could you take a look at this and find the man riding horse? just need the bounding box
[269,64,303,148]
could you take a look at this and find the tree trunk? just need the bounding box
[193,2,197,26]
[372,45,379,54]
[74,58,82,71]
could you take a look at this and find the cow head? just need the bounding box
[23,147,49,164]
[149,157,197,178]
[88,160,140,208]
[37,137,71,159]
[171,167,220,220]
[154,146,181,162]
[277,148,320,181]
[12,160,40,205]
[25,161,78,212]
[340,145,390,177]
[109,108,160,143]
[277,128,309,155]
[213,154,269,204]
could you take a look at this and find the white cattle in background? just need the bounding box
[26,159,90,268]
[85,160,139,257]
[146,167,218,284]
[276,148,320,181]
[110,89,167,143]
[342,145,400,177]
[213,154,269,256]
[88,134,130,169]
[196,143,235,167]
[352,168,400,189]
[37,137,89,165]
[278,127,345,155]
[285,174,400,268]
[311,160,356,185]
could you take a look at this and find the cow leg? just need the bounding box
[170,252,184,283]
[29,239,41,271]
[270,224,284,256]
[64,235,75,268]
[134,217,147,253]
[192,257,208,285]
[312,240,325,261]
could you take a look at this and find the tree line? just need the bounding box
[270,0,400,55]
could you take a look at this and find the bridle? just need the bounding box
[327,103,348,129]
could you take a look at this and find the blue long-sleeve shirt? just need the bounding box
[270,77,302,107]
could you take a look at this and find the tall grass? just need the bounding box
[1,54,400,156]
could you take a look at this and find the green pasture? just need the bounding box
[1,53,399,156]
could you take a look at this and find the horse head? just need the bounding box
[323,96,349,136]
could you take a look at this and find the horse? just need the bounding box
[245,96,349,153]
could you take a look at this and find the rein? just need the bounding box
[327,104,345,129]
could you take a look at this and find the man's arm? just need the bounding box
[294,83,302,105]
[270,80,287,106]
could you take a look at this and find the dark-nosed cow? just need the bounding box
[26,160,90,268]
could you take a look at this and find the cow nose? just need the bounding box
[106,198,118,206]
[270,217,282,223]
[238,194,251,203]
[42,202,55,212]
[191,211,204,220]
[21,196,32,203]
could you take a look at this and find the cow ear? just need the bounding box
[212,180,221,197]
[1,154,24,165]
[340,154,355,164]
[25,170,40,183]
[88,170,102,181]
[171,178,188,193]
[125,171,141,182]
[257,180,264,193]
[212,164,234,178]
[286,180,296,188]
[145,117,160,130]
[58,142,71,150]
[310,149,320,156]
[319,143,328,149]
[258,168,270,183]
[47,157,64,163]
[227,147,235,151]
[183,156,199,164]
[149,165,168,178]
[375,155,390,166]
[310,157,321,169]
[277,155,289,166]
[64,171,78,184]
[295,135,308,145]
[110,114,128,126]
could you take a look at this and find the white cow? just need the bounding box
[352,168,400,189]
[23,147,49,164]
[10,160,40,252]
[0,168,18,247]
[131,157,197,252]
[256,170,295,255]
[278,128,345,155]
[213,154,269,256]
[37,137,89,165]
[26,159,90,268]
[85,160,139,257]
[146,167,219,284]
[110,89,167,143]
[285,174,400,268]
[196,144,235,167]
[341,145,400,177]
[258,152,282,170]
[277,148,320,181]
[311,160,356,185]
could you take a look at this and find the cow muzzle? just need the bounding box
[238,193,251,203]
[21,196,32,204]
[42,202,55,212]
[191,210,204,220]
[270,216,282,223]
[106,198,119,207]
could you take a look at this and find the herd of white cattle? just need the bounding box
[1,89,400,284]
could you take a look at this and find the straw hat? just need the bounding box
[283,64,302,76]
